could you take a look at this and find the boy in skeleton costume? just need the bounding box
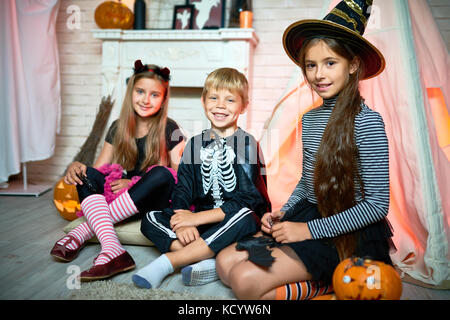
[133,68,271,288]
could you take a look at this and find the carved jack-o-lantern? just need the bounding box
[53,178,81,221]
[332,257,402,300]
[94,1,134,30]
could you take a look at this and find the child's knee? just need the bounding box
[76,167,105,202]
[140,211,155,237]
[143,165,175,187]
[229,265,260,299]
[130,167,175,212]
[140,214,149,234]
[140,210,176,252]
[216,248,232,278]
[226,208,259,235]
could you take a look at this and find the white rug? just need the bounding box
[69,280,233,300]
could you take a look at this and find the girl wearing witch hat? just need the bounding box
[215,0,396,300]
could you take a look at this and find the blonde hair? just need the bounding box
[112,66,170,170]
[202,68,249,106]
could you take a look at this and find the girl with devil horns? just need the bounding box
[50,60,185,281]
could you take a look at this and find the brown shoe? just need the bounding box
[50,235,84,262]
[79,251,136,282]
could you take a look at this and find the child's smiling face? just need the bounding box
[202,88,246,137]
[304,40,359,99]
[132,77,166,118]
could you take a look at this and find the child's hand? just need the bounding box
[175,226,200,246]
[261,212,273,234]
[271,221,312,243]
[170,209,198,231]
[64,161,87,185]
[110,179,131,194]
[261,210,285,234]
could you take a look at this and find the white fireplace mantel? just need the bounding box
[92,28,259,129]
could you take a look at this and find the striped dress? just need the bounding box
[281,97,390,240]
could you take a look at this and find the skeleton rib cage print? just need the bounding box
[200,139,237,208]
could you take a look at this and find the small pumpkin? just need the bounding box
[53,178,81,221]
[94,1,134,30]
[332,257,402,300]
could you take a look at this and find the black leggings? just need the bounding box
[76,166,176,214]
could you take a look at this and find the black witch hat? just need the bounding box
[283,0,385,79]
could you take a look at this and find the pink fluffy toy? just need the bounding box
[76,164,177,217]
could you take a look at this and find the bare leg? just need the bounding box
[217,242,312,300]
[216,241,250,287]
[169,239,185,252]
[166,237,214,270]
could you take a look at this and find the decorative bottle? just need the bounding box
[133,0,146,29]
[239,0,253,28]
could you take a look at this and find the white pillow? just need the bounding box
[63,217,154,246]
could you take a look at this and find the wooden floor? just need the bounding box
[0,190,449,300]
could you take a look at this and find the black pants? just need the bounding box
[140,207,260,254]
[76,165,176,214]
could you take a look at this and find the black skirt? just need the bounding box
[237,199,395,284]
[282,199,394,283]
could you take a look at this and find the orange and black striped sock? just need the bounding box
[275,280,333,300]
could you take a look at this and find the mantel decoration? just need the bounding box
[133,0,146,29]
[227,0,252,28]
[172,4,194,30]
[228,0,240,27]
[94,0,134,30]
[187,0,226,30]
[239,0,252,28]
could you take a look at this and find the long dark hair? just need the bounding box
[299,37,365,260]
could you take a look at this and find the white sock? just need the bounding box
[132,254,174,289]
[181,258,218,286]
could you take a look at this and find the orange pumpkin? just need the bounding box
[53,178,81,221]
[94,1,134,30]
[332,257,402,300]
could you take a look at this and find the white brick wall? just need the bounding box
[26,0,449,183]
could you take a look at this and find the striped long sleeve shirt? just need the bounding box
[281,98,390,240]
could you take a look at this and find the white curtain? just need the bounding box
[0,0,61,183]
